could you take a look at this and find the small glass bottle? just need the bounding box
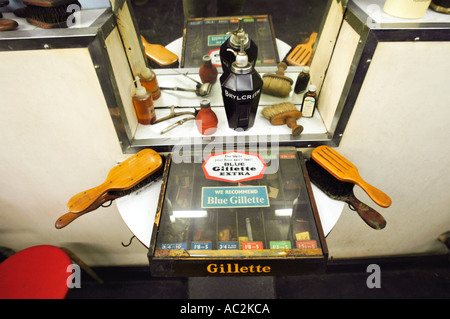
[195,99,218,135]
[133,76,156,125]
[301,85,317,118]
[199,55,218,84]
[139,67,161,101]
[294,66,310,94]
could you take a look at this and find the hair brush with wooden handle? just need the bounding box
[23,0,81,29]
[286,32,317,66]
[306,159,387,230]
[55,149,165,229]
[262,102,303,136]
[311,145,392,208]
[141,35,179,68]
[262,62,293,97]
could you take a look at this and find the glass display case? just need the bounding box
[99,0,353,153]
[148,147,327,276]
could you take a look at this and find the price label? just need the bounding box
[296,240,318,249]
[270,241,292,249]
[191,241,212,250]
[218,242,239,250]
[242,241,264,250]
[158,243,187,250]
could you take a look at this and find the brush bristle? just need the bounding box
[262,102,298,120]
[108,155,166,197]
[306,159,354,200]
[262,75,292,97]
[24,0,81,28]
[23,0,75,7]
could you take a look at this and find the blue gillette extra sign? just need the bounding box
[202,151,266,183]
[202,186,270,208]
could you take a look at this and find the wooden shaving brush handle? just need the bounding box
[286,116,304,136]
[276,62,288,76]
[270,110,303,136]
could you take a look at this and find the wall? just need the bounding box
[79,0,111,9]
[325,41,450,258]
[0,48,148,266]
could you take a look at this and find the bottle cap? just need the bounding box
[228,38,252,74]
[140,67,154,80]
[230,18,249,49]
[302,66,310,73]
[308,84,317,92]
[200,99,211,109]
[234,38,249,68]
[235,52,248,68]
[134,76,148,97]
[202,55,212,63]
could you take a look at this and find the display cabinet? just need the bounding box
[148,147,327,276]
[0,6,138,150]
[315,0,450,140]
[0,1,354,153]
[101,0,354,153]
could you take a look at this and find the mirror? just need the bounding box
[107,0,350,152]
[130,0,329,69]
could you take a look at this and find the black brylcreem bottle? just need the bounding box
[220,18,258,80]
[220,39,263,131]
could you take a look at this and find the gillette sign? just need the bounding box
[202,151,266,183]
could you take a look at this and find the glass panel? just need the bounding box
[154,146,323,257]
[132,0,329,60]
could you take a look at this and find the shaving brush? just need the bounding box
[262,102,303,136]
[262,62,293,97]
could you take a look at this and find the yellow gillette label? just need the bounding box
[296,231,310,241]
[238,237,248,250]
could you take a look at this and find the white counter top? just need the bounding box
[116,179,345,247]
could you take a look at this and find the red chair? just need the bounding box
[0,245,74,299]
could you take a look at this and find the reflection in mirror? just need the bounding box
[130,0,328,69]
[111,0,347,152]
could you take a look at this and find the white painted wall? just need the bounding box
[325,41,450,258]
[0,48,148,266]
[79,0,111,9]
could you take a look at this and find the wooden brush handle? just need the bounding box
[0,18,18,31]
[275,62,288,76]
[67,184,108,213]
[55,211,90,229]
[285,117,303,136]
[56,193,119,229]
[355,179,392,208]
[141,35,178,66]
[346,195,387,230]
[307,32,318,46]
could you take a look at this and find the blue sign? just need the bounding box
[158,242,187,250]
[191,242,212,250]
[201,186,270,208]
[208,34,231,46]
[218,242,239,250]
